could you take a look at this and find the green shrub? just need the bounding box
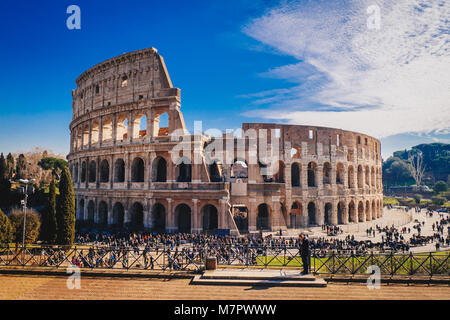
[431,196,446,206]
[0,209,13,244]
[9,209,41,244]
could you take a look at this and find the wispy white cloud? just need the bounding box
[241,0,450,139]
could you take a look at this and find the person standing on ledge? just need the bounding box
[300,234,310,275]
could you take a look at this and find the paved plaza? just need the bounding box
[0,274,448,300]
[275,208,449,253]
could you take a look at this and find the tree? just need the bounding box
[434,181,448,194]
[41,178,57,243]
[56,167,75,246]
[38,157,68,180]
[15,154,27,180]
[9,209,41,245]
[0,153,7,180]
[0,209,13,244]
[407,152,426,186]
[6,153,14,179]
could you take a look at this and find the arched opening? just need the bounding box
[202,204,218,232]
[176,158,191,182]
[358,201,365,222]
[290,146,301,159]
[100,159,109,183]
[130,202,144,230]
[337,202,345,224]
[208,161,222,182]
[256,204,270,230]
[114,159,125,182]
[151,203,166,233]
[348,201,356,223]
[152,157,167,182]
[324,203,332,225]
[307,202,316,226]
[323,162,331,185]
[357,165,363,188]
[133,114,147,139]
[89,160,96,183]
[87,200,95,224]
[154,112,169,136]
[91,121,99,144]
[176,204,191,233]
[290,201,302,228]
[307,162,317,187]
[102,118,113,142]
[116,115,128,141]
[113,202,124,228]
[231,160,248,178]
[98,201,108,226]
[82,125,89,146]
[131,157,145,182]
[336,163,344,184]
[81,161,86,183]
[291,163,300,187]
[232,206,248,233]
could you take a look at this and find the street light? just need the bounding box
[18,179,35,253]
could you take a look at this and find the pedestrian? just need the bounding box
[299,235,310,275]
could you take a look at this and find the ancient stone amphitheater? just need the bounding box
[68,47,383,235]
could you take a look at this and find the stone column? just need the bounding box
[83,198,88,221]
[127,111,133,143]
[316,164,323,188]
[315,201,324,226]
[331,200,338,225]
[109,155,114,189]
[93,198,98,223]
[300,163,307,188]
[108,199,113,225]
[219,199,227,229]
[112,113,117,145]
[99,116,103,147]
[125,152,131,189]
[248,198,257,232]
[192,199,200,233]
[88,120,92,149]
[148,198,155,229]
[166,198,175,232]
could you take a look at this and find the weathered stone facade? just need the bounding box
[68,47,383,235]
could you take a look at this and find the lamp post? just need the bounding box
[19,179,35,253]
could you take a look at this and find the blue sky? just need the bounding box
[0,0,448,159]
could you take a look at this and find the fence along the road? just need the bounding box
[0,244,448,277]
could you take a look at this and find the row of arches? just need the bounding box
[290,161,381,188]
[287,199,383,228]
[72,111,169,151]
[71,156,381,190]
[72,157,224,184]
[77,200,220,232]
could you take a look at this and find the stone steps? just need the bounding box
[191,269,327,287]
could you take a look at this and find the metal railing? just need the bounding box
[0,244,448,277]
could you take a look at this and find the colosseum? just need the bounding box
[67,47,384,236]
